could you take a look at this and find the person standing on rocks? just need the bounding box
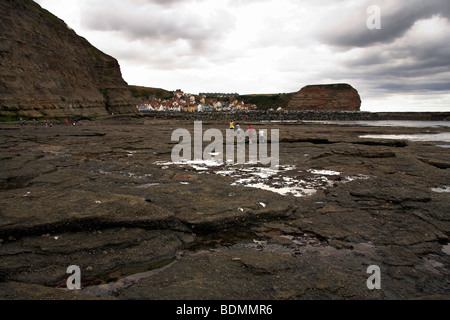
[248,125,255,144]
[259,129,265,144]
[236,124,244,144]
[229,120,235,131]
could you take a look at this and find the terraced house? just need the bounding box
[137,90,257,112]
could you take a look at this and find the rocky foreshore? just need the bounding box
[0,118,449,300]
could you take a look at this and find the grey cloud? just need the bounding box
[345,35,450,80]
[317,45,450,98]
[82,3,235,55]
[227,0,272,5]
[129,0,197,7]
[347,46,450,77]
[319,0,450,48]
[331,58,450,93]
[324,0,450,96]
[375,81,450,92]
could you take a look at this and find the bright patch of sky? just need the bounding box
[35,0,450,112]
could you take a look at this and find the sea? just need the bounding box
[263,120,450,144]
[301,120,450,128]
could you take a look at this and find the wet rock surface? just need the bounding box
[0,118,449,300]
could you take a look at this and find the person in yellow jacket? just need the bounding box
[229,120,235,130]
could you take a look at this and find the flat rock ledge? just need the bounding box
[0,119,449,300]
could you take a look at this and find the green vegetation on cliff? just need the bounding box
[129,86,174,100]
[238,93,294,110]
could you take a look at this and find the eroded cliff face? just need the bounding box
[286,84,361,111]
[0,0,137,118]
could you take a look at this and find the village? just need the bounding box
[137,89,259,113]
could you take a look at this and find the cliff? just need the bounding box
[286,84,361,111]
[0,0,138,119]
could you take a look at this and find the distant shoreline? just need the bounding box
[132,110,450,122]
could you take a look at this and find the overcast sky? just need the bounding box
[34,0,450,112]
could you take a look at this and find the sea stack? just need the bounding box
[286,83,361,111]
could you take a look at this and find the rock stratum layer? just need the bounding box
[0,0,137,118]
[287,83,361,111]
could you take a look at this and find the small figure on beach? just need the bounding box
[248,125,254,144]
[235,124,244,144]
[17,117,26,127]
[259,129,265,144]
[229,120,235,131]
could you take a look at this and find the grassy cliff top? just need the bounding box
[129,86,175,100]
[238,93,295,110]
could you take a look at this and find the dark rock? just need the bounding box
[0,0,138,118]
[147,173,298,231]
[0,281,108,300]
[0,118,449,300]
[0,227,194,286]
[117,248,381,300]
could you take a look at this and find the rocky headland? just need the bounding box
[286,84,361,112]
[0,0,138,119]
